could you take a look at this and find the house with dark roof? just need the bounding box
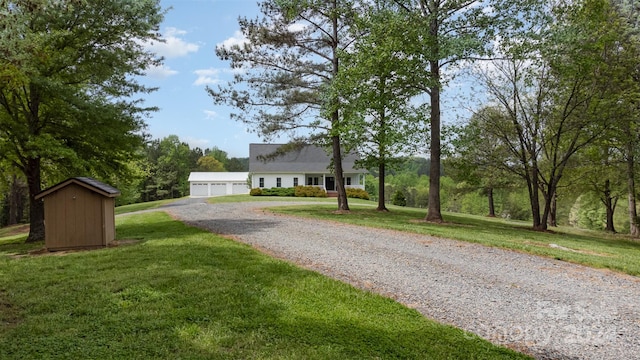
[249,143,366,193]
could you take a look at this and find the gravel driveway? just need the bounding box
[161,198,640,360]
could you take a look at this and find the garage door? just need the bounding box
[232,183,249,194]
[191,183,208,197]
[210,183,227,196]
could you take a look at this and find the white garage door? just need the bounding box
[210,183,227,196]
[191,183,208,197]
[232,183,249,194]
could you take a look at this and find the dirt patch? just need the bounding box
[0,224,29,238]
[11,239,142,258]
[0,290,21,329]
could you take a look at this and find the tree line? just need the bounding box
[0,135,248,228]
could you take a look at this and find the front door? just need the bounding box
[326,176,335,191]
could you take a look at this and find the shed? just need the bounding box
[35,177,120,251]
[188,172,250,197]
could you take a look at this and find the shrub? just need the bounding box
[346,188,370,200]
[294,186,327,198]
[249,188,262,196]
[392,190,406,207]
[261,187,295,197]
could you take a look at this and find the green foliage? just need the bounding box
[346,188,370,200]
[254,187,296,197]
[294,186,328,198]
[196,155,225,172]
[392,190,407,207]
[502,192,531,221]
[249,188,263,196]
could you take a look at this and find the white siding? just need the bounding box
[252,174,304,188]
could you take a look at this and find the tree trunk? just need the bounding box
[26,157,45,242]
[602,179,616,233]
[329,1,348,212]
[331,134,349,211]
[425,60,442,222]
[548,192,558,228]
[627,149,639,237]
[487,187,496,217]
[377,162,387,211]
[529,170,544,231]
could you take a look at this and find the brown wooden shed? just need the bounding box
[35,177,120,251]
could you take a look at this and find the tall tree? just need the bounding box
[209,0,357,211]
[332,2,426,211]
[476,0,631,230]
[141,136,192,200]
[610,0,640,237]
[0,0,163,241]
[389,0,537,223]
[448,107,517,217]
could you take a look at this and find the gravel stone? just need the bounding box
[160,199,640,360]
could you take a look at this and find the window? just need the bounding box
[313,177,319,185]
[293,177,298,186]
[276,177,282,188]
[307,177,313,186]
[259,177,264,188]
[346,177,352,186]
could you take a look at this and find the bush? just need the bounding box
[346,188,370,200]
[294,186,327,198]
[261,187,295,197]
[392,190,406,207]
[249,188,262,196]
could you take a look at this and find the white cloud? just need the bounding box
[144,27,200,58]
[288,23,306,33]
[204,110,218,119]
[193,68,222,86]
[217,30,248,49]
[145,64,178,79]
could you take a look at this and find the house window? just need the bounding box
[346,177,352,186]
[276,177,282,188]
[259,177,264,188]
[307,177,313,186]
[313,177,319,186]
[293,177,298,186]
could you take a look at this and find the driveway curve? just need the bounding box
[162,199,640,360]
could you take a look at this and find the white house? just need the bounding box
[188,172,250,197]
[249,143,366,193]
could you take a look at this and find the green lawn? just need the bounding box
[0,211,530,359]
[269,203,640,276]
[114,198,180,215]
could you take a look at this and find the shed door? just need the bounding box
[191,183,208,197]
[232,183,248,194]
[210,183,227,196]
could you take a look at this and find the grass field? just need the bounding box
[0,211,529,359]
[114,198,179,215]
[267,202,640,276]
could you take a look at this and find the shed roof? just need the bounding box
[188,172,249,182]
[249,143,365,173]
[35,177,121,200]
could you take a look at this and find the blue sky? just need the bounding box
[139,0,262,158]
